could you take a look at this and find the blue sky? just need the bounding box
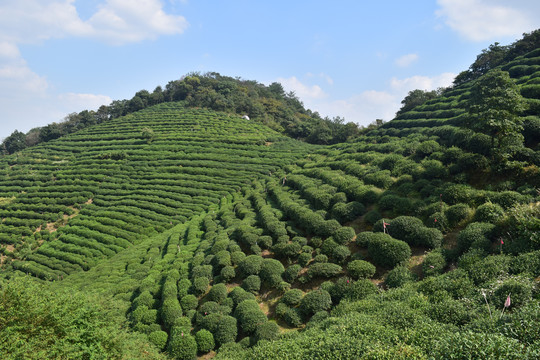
[1,0,540,140]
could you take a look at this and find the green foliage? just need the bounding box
[254,321,280,343]
[148,331,169,351]
[281,289,304,306]
[306,262,343,279]
[466,68,526,158]
[474,202,505,223]
[0,277,164,360]
[208,283,228,303]
[347,260,376,280]
[161,297,183,329]
[238,255,264,278]
[242,275,261,293]
[457,222,496,254]
[300,289,332,316]
[367,233,411,268]
[344,279,378,301]
[422,250,446,277]
[214,315,238,346]
[332,226,356,245]
[193,277,210,296]
[167,332,197,360]
[259,258,285,288]
[384,265,415,288]
[195,329,215,353]
[234,300,267,335]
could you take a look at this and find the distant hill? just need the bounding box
[1,31,540,360]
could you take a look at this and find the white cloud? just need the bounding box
[436,0,540,41]
[395,53,419,67]
[277,76,328,100]
[0,0,188,45]
[0,0,188,139]
[390,72,456,92]
[277,72,456,127]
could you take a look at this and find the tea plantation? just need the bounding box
[1,32,540,360]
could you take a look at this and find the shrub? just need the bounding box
[180,294,198,311]
[191,265,213,280]
[384,216,443,248]
[220,265,236,283]
[385,265,415,288]
[344,279,378,301]
[321,237,338,256]
[161,298,183,329]
[297,252,312,267]
[283,307,303,327]
[229,287,255,307]
[445,203,472,227]
[242,275,261,293]
[259,259,285,288]
[299,289,332,317]
[306,262,342,279]
[474,202,505,223]
[254,321,280,342]
[238,255,263,278]
[133,290,156,309]
[195,329,214,353]
[208,283,228,304]
[230,251,246,266]
[347,260,376,280]
[313,254,328,263]
[281,289,304,306]
[148,330,168,351]
[493,277,533,309]
[192,277,209,296]
[283,264,302,283]
[511,250,540,277]
[422,250,446,277]
[367,234,411,268]
[364,209,382,225]
[167,332,197,360]
[457,222,496,254]
[234,300,267,335]
[333,227,356,245]
[214,315,237,346]
[332,245,351,263]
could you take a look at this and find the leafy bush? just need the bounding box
[474,202,505,223]
[234,300,267,335]
[344,279,378,301]
[229,287,256,307]
[381,216,443,248]
[364,209,382,225]
[367,234,411,268]
[283,264,302,283]
[281,289,304,306]
[254,321,280,343]
[195,329,214,353]
[333,226,356,245]
[422,250,446,277]
[238,255,263,278]
[161,298,183,329]
[214,315,237,346]
[148,330,168,351]
[220,265,236,283]
[242,275,261,293]
[445,203,472,227]
[493,277,533,309]
[300,289,332,316]
[283,307,303,327]
[167,332,197,360]
[332,245,351,263]
[306,262,342,279]
[347,260,376,280]
[297,252,312,267]
[193,277,209,296]
[180,295,198,311]
[259,259,285,288]
[457,222,496,254]
[384,265,415,288]
[208,283,228,304]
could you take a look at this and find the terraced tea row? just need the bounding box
[0,103,310,279]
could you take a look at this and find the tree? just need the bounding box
[396,89,443,116]
[3,130,27,154]
[466,69,526,159]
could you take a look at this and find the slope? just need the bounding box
[0,102,311,280]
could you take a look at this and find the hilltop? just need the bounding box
[1,31,540,360]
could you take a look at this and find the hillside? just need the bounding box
[1,33,540,360]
